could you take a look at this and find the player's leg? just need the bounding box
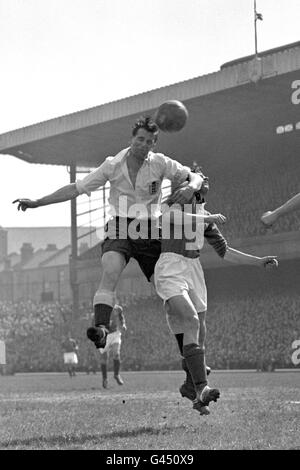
[198,311,206,351]
[164,302,196,400]
[188,263,220,409]
[163,309,211,401]
[197,310,211,376]
[111,341,124,385]
[180,310,211,400]
[87,249,127,349]
[166,293,210,415]
[154,253,196,394]
[72,352,78,376]
[166,293,207,388]
[64,354,73,377]
[192,310,219,410]
[99,350,108,389]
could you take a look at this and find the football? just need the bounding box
[154,100,188,132]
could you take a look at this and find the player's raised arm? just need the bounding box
[13,183,80,211]
[224,247,278,269]
[261,192,300,227]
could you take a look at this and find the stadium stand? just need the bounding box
[205,154,300,240]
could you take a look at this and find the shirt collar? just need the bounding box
[123,147,153,164]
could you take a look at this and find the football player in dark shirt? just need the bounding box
[155,166,278,415]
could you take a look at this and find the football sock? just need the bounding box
[101,363,107,380]
[113,359,121,377]
[181,358,194,386]
[182,343,207,392]
[175,334,194,387]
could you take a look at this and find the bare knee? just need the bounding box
[166,297,199,344]
[185,314,200,338]
[111,343,121,360]
[99,349,107,363]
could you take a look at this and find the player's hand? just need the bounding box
[122,325,127,332]
[13,198,39,211]
[207,213,227,224]
[261,211,277,228]
[261,256,279,270]
[168,183,194,205]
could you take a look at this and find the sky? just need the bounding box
[1,0,300,227]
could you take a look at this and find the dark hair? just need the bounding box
[132,116,159,138]
[190,161,204,175]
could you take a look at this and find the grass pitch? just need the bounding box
[0,370,299,450]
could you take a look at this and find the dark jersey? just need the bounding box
[62,338,78,353]
[160,198,227,259]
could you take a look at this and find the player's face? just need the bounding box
[200,174,209,195]
[194,171,209,200]
[130,128,157,160]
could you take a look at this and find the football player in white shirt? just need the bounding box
[13,116,203,352]
[98,304,126,389]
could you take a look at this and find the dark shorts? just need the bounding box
[101,217,161,282]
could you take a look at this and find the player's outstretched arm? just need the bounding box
[261,192,300,227]
[224,247,278,269]
[162,206,227,225]
[13,183,80,211]
[204,213,227,225]
[186,212,226,224]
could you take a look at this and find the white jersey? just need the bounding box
[76,148,190,220]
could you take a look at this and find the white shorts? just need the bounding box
[63,352,78,365]
[99,331,122,355]
[154,252,207,312]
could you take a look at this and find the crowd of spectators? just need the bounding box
[205,158,300,240]
[0,282,299,373]
[0,301,73,373]
[205,293,299,370]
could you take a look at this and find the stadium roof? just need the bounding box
[0,41,300,169]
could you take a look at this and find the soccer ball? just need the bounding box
[154,100,189,132]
